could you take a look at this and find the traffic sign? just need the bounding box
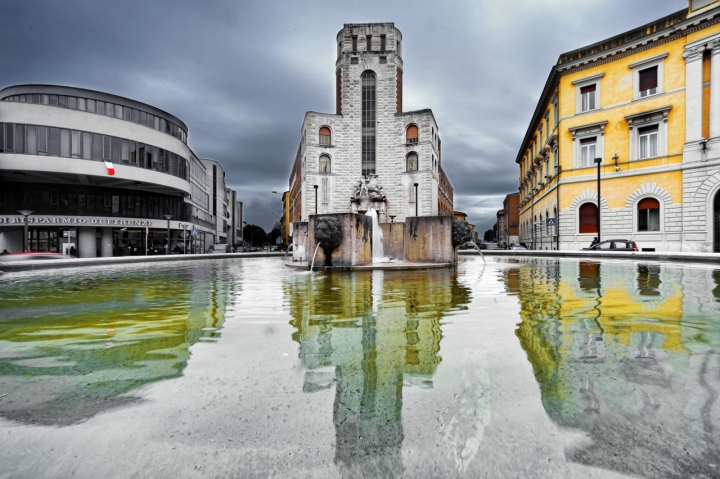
[546,217,556,227]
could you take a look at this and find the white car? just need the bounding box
[509,243,528,250]
[207,244,230,254]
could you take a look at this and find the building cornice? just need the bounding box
[515,4,720,165]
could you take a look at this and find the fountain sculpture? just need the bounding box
[291,177,473,271]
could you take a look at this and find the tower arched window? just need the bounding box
[319,126,331,146]
[406,152,418,172]
[579,203,598,234]
[361,71,376,176]
[319,154,331,173]
[406,125,418,144]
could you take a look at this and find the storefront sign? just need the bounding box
[0,216,155,226]
[0,215,214,234]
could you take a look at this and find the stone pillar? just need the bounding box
[710,40,720,139]
[100,227,114,257]
[78,227,97,258]
[684,45,706,148]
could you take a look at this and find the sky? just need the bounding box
[0,0,688,231]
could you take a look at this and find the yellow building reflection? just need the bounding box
[286,269,470,478]
[502,258,720,478]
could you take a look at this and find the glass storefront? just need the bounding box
[19,227,207,256]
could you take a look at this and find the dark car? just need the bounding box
[583,239,638,252]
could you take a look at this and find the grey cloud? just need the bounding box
[1,0,684,231]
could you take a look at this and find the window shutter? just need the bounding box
[638,198,660,210]
[406,125,418,142]
[639,66,658,91]
[580,84,596,94]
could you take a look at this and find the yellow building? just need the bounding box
[516,0,720,252]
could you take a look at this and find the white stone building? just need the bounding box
[289,23,453,224]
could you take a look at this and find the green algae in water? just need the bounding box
[0,263,233,425]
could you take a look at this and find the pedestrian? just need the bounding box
[590,236,599,247]
[0,249,9,255]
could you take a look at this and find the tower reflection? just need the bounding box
[286,269,470,478]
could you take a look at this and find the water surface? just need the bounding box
[0,257,719,478]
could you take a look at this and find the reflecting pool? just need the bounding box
[1,257,719,478]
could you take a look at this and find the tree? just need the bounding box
[268,220,283,246]
[243,223,267,247]
[483,228,495,242]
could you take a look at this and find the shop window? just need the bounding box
[638,198,660,231]
[319,126,331,145]
[579,203,598,234]
[406,125,418,144]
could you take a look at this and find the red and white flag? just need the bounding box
[104,160,115,175]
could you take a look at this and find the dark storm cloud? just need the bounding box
[0,0,686,230]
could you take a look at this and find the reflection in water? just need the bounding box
[0,263,235,425]
[286,269,470,478]
[502,258,720,478]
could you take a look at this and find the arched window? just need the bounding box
[579,203,598,233]
[406,125,418,144]
[406,152,418,172]
[361,71,376,176]
[638,197,660,231]
[319,154,331,173]
[319,127,331,146]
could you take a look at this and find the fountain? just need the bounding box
[365,208,385,261]
[289,177,474,271]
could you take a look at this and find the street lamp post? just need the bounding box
[594,157,602,243]
[163,214,173,255]
[179,223,188,254]
[413,183,419,217]
[17,210,34,253]
[313,185,318,216]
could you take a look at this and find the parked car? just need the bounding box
[207,244,230,254]
[508,243,528,251]
[0,253,75,262]
[582,239,639,252]
[479,242,503,250]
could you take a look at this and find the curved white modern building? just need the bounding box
[0,84,221,256]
